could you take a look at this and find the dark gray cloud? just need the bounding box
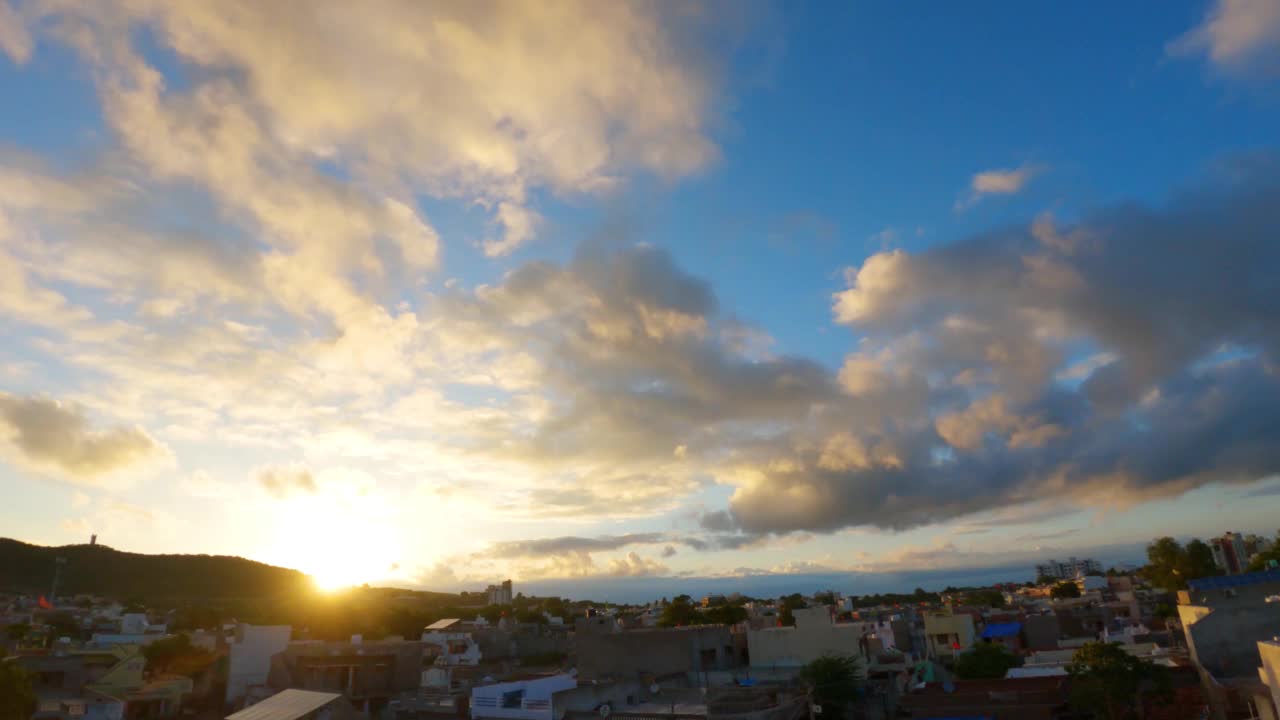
[0,392,167,482]
[483,533,668,558]
[725,155,1280,534]
[434,159,1280,538]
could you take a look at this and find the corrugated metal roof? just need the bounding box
[226,689,341,720]
[425,618,461,630]
[1187,568,1280,592]
[980,621,1022,639]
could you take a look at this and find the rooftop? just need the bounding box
[1187,568,1280,592]
[226,689,342,720]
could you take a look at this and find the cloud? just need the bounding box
[0,1,32,63]
[958,165,1041,208]
[15,0,722,259]
[255,463,318,499]
[0,392,169,484]
[1169,0,1280,73]
[608,551,668,577]
[482,533,668,558]
[719,154,1280,534]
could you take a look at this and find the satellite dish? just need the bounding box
[649,683,660,694]
[598,704,612,718]
[812,705,823,715]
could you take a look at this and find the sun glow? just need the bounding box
[263,475,402,592]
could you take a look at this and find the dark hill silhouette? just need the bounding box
[0,538,313,600]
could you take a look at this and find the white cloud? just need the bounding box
[0,1,32,63]
[958,165,1042,209]
[1170,0,1280,72]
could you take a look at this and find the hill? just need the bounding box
[0,538,314,601]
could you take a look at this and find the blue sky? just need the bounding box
[1,0,1279,601]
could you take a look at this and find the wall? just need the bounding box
[226,624,292,707]
[576,626,735,681]
[746,608,866,669]
[923,612,975,660]
[1022,615,1060,650]
[1261,641,1280,718]
[1179,601,1280,678]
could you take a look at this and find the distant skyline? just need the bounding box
[2,0,1279,597]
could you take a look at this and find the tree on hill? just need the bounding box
[1067,641,1171,720]
[0,661,36,720]
[703,604,747,625]
[954,642,1018,679]
[0,538,313,601]
[1050,581,1081,599]
[799,654,862,718]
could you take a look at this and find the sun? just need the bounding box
[266,491,400,592]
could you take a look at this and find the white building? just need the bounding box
[1035,557,1103,580]
[471,673,576,720]
[226,623,293,708]
[486,580,514,606]
[421,618,483,675]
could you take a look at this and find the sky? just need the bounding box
[1,0,1280,602]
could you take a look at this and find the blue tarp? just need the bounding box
[980,621,1022,639]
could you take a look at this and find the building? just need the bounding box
[747,607,880,669]
[1034,557,1102,580]
[14,643,191,720]
[266,637,426,715]
[922,608,976,661]
[1210,532,1250,575]
[226,688,356,720]
[899,676,1069,719]
[1178,569,1280,719]
[470,673,576,720]
[1261,640,1280,718]
[574,620,738,682]
[227,624,294,709]
[486,580,514,606]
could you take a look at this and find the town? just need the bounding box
[3,531,1279,720]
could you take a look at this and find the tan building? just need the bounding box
[746,607,871,669]
[923,608,975,661]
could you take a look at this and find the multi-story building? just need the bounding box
[266,636,425,715]
[923,607,976,661]
[1035,557,1102,580]
[486,580,514,606]
[1209,532,1250,575]
[226,623,293,709]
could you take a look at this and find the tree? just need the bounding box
[515,608,548,624]
[703,604,747,625]
[799,654,862,718]
[813,591,836,606]
[1067,642,1171,720]
[4,624,28,644]
[1141,537,1219,590]
[142,633,214,676]
[0,661,37,720]
[954,642,1018,679]
[1050,581,1081,599]
[964,589,1005,609]
[658,595,700,627]
[778,593,807,627]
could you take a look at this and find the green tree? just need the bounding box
[953,642,1018,679]
[515,608,548,624]
[964,589,1006,609]
[799,654,862,718]
[0,661,37,720]
[142,633,214,676]
[703,604,747,625]
[1141,537,1219,590]
[658,595,700,627]
[1050,581,1081,599]
[1067,642,1171,720]
[1036,574,1057,586]
[778,593,807,627]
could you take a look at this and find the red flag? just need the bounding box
[38,596,52,609]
